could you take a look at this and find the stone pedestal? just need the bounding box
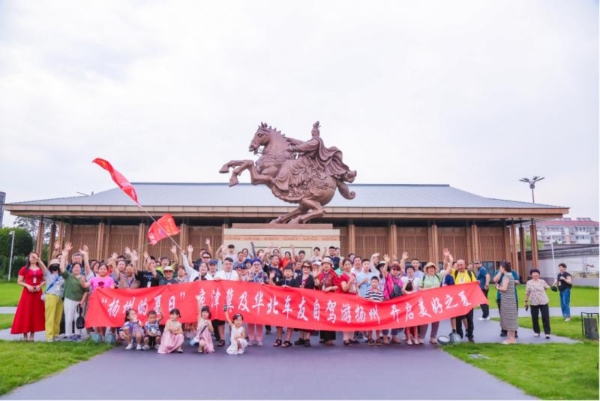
[223,224,340,256]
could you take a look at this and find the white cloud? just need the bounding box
[1,0,598,226]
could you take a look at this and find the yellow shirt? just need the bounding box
[452,269,476,285]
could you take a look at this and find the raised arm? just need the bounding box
[205,239,214,257]
[170,245,179,265]
[81,245,91,278]
[181,250,199,281]
[60,242,73,273]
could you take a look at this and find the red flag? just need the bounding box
[148,214,180,245]
[92,158,139,205]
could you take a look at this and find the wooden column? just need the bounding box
[348,223,356,253]
[519,225,527,276]
[530,222,539,268]
[137,222,146,258]
[429,224,439,263]
[47,222,56,261]
[104,223,112,258]
[65,222,73,245]
[36,217,45,256]
[466,224,473,263]
[96,222,106,260]
[503,223,511,263]
[471,224,479,262]
[510,223,519,278]
[180,222,189,250]
[388,223,397,257]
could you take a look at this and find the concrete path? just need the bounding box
[1,305,596,399]
[2,332,534,400]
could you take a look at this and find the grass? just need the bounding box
[0,314,13,330]
[0,340,112,396]
[0,282,22,307]
[444,342,599,400]
[516,316,596,341]
[486,285,598,309]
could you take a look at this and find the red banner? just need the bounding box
[147,214,180,245]
[86,281,487,331]
[92,158,139,205]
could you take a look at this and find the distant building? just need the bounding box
[524,218,599,245]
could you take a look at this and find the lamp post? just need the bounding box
[519,176,545,203]
[8,230,15,281]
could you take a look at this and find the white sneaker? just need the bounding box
[154,344,160,350]
[142,345,150,351]
[565,318,571,322]
[478,317,485,321]
[136,344,142,350]
[125,343,134,350]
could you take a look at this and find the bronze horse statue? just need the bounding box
[219,122,356,224]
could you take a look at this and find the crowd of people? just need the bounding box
[10,239,573,352]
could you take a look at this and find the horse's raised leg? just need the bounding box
[219,160,243,174]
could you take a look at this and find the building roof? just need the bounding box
[10,182,564,209]
[534,218,599,227]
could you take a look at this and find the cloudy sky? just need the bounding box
[1,0,598,225]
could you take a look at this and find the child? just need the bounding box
[365,276,384,346]
[121,309,145,350]
[274,265,298,348]
[195,305,215,353]
[224,306,247,355]
[143,310,162,350]
[158,308,185,354]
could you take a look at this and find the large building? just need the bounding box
[4,182,569,280]
[523,218,599,246]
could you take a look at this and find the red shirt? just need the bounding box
[316,270,341,293]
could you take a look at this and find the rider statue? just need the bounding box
[271,121,356,193]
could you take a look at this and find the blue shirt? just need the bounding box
[476,267,488,289]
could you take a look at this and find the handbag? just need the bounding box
[76,305,85,330]
[551,285,558,292]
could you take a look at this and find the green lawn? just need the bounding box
[485,285,598,309]
[444,342,598,400]
[0,282,22,307]
[0,314,13,330]
[0,340,112,395]
[446,311,600,399]
[516,316,596,341]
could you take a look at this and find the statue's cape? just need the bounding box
[315,137,350,177]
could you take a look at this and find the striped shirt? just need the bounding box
[366,289,384,302]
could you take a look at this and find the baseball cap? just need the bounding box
[208,259,218,265]
[163,265,174,272]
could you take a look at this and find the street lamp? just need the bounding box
[8,230,15,281]
[519,176,545,203]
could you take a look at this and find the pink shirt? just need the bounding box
[89,276,115,292]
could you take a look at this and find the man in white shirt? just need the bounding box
[213,257,238,346]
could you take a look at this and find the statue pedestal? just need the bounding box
[223,224,340,257]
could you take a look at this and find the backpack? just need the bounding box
[390,276,403,298]
[76,305,86,330]
[452,269,476,283]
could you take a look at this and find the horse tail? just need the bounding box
[336,180,356,200]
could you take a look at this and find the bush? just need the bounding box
[0,255,27,279]
[0,228,33,258]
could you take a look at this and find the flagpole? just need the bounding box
[137,205,182,251]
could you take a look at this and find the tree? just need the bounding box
[524,234,544,251]
[14,216,51,249]
[0,228,34,257]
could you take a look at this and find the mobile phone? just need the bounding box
[525,304,529,311]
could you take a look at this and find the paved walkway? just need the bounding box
[1,305,596,399]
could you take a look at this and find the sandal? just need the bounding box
[197,348,204,353]
[282,341,292,348]
[343,340,351,346]
[216,340,225,347]
[368,339,375,346]
[273,339,282,347]
[375,339,382,346]
[304,340,311,347]
[407,339,413,346]
[430,338,438,345]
